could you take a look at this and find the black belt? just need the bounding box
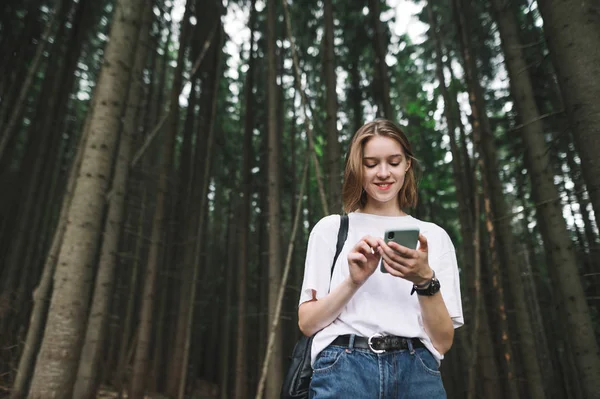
[331,334,425,352]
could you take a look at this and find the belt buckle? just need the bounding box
[368,333,385,353]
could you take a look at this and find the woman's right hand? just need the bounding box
[347,235,381,286]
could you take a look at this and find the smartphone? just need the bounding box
[379,227,420,273]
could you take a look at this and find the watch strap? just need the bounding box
[411,271,440,296]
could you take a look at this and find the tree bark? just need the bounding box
[454,0,548,397]
[113,187,146,398]
[535,0,600,221]
[27,0,144,396]
[165,13,219,399]
[256,154,310,399]
[367,0,393,119]
[129,1,193,397]
[427,7,493,395]
[280,0,328,217]
[178,20,223,399]
[480,169,520,399]
[476,293,503,399]
[323,0,341,213]
[0,0,73,336]
[491,1,600,395]
[72,3,152,398]
[163,17,215,394]
[25,0,96,301]
[9,76,93,399]
[234,0,256,396]
[466,176,481,399]
[427,0,474,279]
[165,85,199,398]
[266,0,283,396]
[219,209,236,399]
[348,57,363,134]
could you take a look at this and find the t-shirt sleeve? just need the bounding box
[430,232,464,329]
[298,216,338,306]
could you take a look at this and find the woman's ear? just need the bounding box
[406,158,412,171]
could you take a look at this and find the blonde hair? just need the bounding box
[342,119,418,213]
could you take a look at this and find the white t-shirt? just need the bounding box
[299,212,464,366]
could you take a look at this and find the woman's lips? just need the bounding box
[375,183,392,190]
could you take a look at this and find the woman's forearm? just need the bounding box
[298,276,361,336]
[418,293,454,354]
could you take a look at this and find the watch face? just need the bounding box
[429,279,441,293]
[417,278,440,296]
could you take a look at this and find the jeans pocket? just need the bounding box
[312,347,346,374]
[415,348,441,376]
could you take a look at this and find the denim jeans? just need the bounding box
[309,336,446,399]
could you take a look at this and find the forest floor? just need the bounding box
[96,387,170,399]
[96,384,218,399]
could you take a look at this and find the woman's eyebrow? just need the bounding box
[362,154,403,160]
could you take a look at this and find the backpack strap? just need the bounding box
[328,214,349,292]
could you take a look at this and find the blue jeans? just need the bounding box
[309,336,446,399]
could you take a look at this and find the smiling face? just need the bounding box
[361,136,411,215]
[342,119,418,214]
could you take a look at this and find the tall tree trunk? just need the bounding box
[427,7,489,394]
[348,56,363,134]
[257,136,269,387]
[323,0,341,213]
[480,170,520,399]
[234,0,256,396]
[165,88,199,398]
[466,170,481,399]
[219,210,236,399]
[256,153,310,399]
[427,0,474,282]
[0,0,72,334]
[165,12,220,397]
[162,77,199,395]
[9,88,93,399]
[166,75,211,392]
[491,1,600,395]
[266,0,283,396]
[454,1,546,397]
[129,1,193,397]
[280,0,329,217]
[535,0,600,220]
[27,0,144,396]
[72,4,152,397]
[25,0,95,292]
[113,186,147,397]
[367,0,393,119]
[145,2,173,132]
[178,21,222,399]
[476,294,503,399]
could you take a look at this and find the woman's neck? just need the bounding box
[359,202,407,217]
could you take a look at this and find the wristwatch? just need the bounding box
[411,271,441,296]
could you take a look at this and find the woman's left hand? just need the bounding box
[376,234,433,285]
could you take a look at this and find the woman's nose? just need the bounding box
[377,164,390,178]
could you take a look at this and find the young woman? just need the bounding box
[298,119,463,398]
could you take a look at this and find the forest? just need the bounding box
[0,0,599,398]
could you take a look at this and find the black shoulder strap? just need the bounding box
[330,214,349,279]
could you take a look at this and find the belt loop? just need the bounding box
[407,338,415,355]
[349,334,356,349]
